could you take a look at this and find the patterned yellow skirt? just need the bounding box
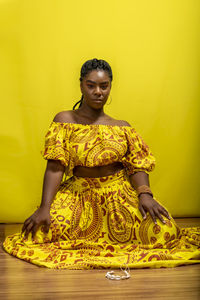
[3,169,200,269]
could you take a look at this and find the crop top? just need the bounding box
[41,121,156,178]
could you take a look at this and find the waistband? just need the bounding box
[70,168,128,189]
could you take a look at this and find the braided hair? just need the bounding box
[73,58,113,110]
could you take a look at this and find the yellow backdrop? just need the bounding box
[0,0,199,222]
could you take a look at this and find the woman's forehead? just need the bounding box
[84,70,110,82]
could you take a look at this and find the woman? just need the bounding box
[3,58,200,269]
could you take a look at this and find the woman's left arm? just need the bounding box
[129,171,171,224]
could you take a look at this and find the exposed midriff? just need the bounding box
[73,162,124,178]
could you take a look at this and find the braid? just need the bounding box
[73,58,113,110]
[80,58,113,82]
[73,95,83,110]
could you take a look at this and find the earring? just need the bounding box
[106,95,112,105]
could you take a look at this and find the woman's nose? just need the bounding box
[94,86,101,95]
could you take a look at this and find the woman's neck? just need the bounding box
[76,104,106,121]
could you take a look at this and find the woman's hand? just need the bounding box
[138,194,171,224]
[21,207,51,241]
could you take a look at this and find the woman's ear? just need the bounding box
[80,81,83,94]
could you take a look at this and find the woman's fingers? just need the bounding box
[31,224,40,241]
[149,209,157,224]
[42,217,51,234]
[154,208,166,224]
[161,207,171,220]
[22,217,51,241]
[139,205,147,220]
[22,218,31,233]
[24,221,34,239]
[157,206,171,220]
[152,206,171,225]
[21,218,32,233]
[43,224,50,235]
[139,196,172,225]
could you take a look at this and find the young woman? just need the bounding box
[3,58,200,269]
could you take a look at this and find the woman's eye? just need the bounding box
[87,85,108,90]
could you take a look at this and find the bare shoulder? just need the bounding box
[105,115,131,127]
[118,120,131,127]
[53,110,75,123]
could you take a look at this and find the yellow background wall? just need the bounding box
[0,0,199,222]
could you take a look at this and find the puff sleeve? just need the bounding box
[40,121,69,166]
[122,126,156,175]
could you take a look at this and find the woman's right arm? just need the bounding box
[21,159,65,241]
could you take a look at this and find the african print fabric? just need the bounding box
[39,121,156,178]
[3,122,200,269]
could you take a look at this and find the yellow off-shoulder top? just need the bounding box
[41,122,156,178]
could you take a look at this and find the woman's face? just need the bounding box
[80,70,111,109]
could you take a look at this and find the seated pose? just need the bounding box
[3,58,200,269]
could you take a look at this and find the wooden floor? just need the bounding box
[0,218,200,300]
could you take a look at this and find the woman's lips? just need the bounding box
[93,99,103,102]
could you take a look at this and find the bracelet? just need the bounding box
[136,185,153,198]
[105,266,131,280]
